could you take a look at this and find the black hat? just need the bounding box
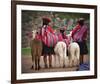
[42,17,51,22]
[77,18,85,26]
[42,17,51,25]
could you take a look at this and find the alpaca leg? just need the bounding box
[72,55,80,67]
[69,58,73,67]
[37,49,41,70]
[31,52,35,70]
[54,49,59,67]
[74,57,80,70]
[32,48,37,70]
[74,53,80,66]
[60,56,64,68]
[62,53,65,68]
[35,55,39,70]
[76,46,80,65]
[64,56,69,68]
[73,57,77,66]
[58,55,61,68]
[63,57,65,68]
[35,56,38,70]
[63,56,69,68]
[71,56,77,67]
[36,56,40,70]
[63,46,67,68]
[55,54,60,68]
[37,56,40,70]
[59,50,64,67]
[31,60,35,70]
[68,46,72,67]
[69,46,75,67]
[69,52,74,67]
[59,57,61,68]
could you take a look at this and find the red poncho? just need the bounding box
[35,25,72,47]
[71,24,88,42]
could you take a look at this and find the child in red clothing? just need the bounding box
[71,18,88,64]
[41,17,55,68]
[71,21,87,42]
[59,26,68,39]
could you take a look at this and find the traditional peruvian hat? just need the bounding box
[77,18,85,23]
[42,17,51,22]
[77,18,85,25]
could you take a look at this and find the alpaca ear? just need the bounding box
[69,31,72,36]
[32,30,34,33]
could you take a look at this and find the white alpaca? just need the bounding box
[68,42,80,67]
[54,41,69,68]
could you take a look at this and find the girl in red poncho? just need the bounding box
[41,17,55,68]
[71,18,88,64]
[59,26,68,39]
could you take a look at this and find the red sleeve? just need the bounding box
[48,26,54,34]
[64,32,68,39]
[83,28,88,40]
[71,25,81,37]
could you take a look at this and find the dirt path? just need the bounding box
[22,56,78,73]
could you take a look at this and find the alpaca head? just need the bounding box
[32,30,37,39]
[26,30,37,40]
[67,31,73,43]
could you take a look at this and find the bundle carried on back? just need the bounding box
[35,25,71,47]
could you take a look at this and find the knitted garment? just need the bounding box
[72,24,88,42]
[35,25,71,47]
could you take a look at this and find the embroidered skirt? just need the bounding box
[77,41,88,55]
[42,42,54,55]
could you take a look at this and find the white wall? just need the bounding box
[0,0,100,84]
